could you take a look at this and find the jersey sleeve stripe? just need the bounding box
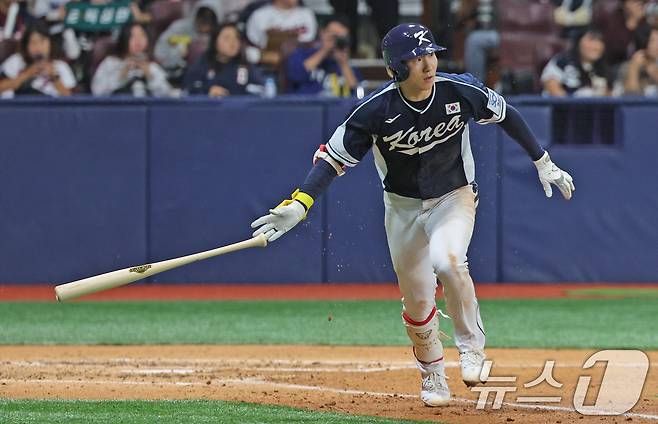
[325,82,397,168]
[326,125,359,167]
[435,76,489,97]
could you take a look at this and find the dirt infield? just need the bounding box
[1,345,656,423]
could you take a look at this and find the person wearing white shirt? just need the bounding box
[0,22,76,97]
[246,0,317,67]
[92,23,172,97]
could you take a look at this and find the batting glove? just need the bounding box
[533,151,575,200]
[251,189,314,242]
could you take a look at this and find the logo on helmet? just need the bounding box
[413,30,431,46]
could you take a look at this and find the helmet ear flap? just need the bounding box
[395,62,409,82]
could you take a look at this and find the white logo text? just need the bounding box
[381,115,465,155]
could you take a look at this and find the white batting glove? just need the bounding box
[533,151,575,200]
[251,202,305,242]
[251,189,314,242]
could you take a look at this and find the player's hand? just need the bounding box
[533,151,575,200]
[136,60,152,79]
[208,85,229,97]
[333,48,349,65]
[38,62,56,78]
[251,201,306,242]
[21,63,42,80]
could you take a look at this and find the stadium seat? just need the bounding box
[89,35,116,77]
[148,0,185,41]
[185,35,209,65]
[496,0,562,93]
[592,0,621,24]
[498,0,558,33]
[0,39,17,64]
[499,32,567,92]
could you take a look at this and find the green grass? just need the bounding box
[566,287,658,298]
[0,399,430,423]
[0,298,656,349]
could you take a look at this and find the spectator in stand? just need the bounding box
[183,22,264,96]
[463,0,499,82]
[246,0,317,67]
[154,0,223,73]
[595,0,651,68]
[541,27,609,96]
[0,21,76,97]
[92,23,172,96]
[285,16,359,96]
[328,0,398,55]
[552,0,593,41]
[31,0,69,21]
[129,0,153,25]
[223,0,253,23]
[29,0,82,63]
[615,27,658,95]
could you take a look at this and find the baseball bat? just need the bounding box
[54,234,268,302]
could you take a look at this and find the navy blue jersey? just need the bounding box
[325,72,507,199]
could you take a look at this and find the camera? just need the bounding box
[334,36,349,50]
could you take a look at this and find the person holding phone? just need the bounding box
[285,16,360,96]
[92,23,172,97]
[0,21,76,97]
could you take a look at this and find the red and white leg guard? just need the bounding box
[403,306,445,374]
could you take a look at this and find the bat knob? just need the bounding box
[255,233,268,247]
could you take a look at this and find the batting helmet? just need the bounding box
[381,23,446,82]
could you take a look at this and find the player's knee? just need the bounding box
[402,298,435,322]
[433,252,467,278]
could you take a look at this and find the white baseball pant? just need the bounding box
[384,184,486,368]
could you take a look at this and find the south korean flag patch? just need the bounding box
[445,102,460,115]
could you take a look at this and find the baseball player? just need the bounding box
[251,23,574,406]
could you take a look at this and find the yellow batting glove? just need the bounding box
[251,189,315,242]
[275,189,314,217]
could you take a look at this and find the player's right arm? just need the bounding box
[251,94,381,242]
[250,159,342,242]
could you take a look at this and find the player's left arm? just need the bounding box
[456,73,575,200]
[498,104,575,200]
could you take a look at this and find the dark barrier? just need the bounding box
[502,102,658,282]
[147,102,325,283]
[0,97,656,284]
[0,102,149,284]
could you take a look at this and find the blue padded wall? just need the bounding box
[501,104,658,282]
[147,101,325,283]
[1,98,656,284]
[467,123,499,283]
[324,100,396,283]
[0,104,148,284]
